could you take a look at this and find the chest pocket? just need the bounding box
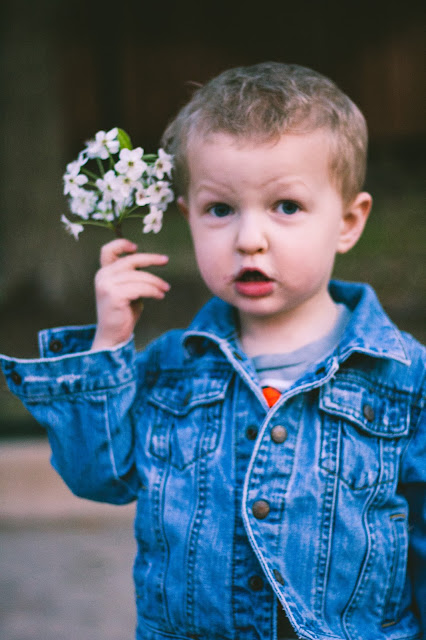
[145,369,232,470]
[319,375,410,490]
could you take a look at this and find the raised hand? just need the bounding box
[91,238,170,350]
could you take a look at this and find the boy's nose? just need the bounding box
[235,212,268,254]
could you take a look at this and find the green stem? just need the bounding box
[78,220,113,229]
[114,222,123,238]
[120,204,143,217]
[81,167,102,181]
[96,158,105,177]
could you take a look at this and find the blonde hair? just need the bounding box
[162,62,368,203]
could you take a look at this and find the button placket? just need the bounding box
[252,500,270,519]
[248,575,264,591]
[363,403,375,422]
[273,569,285,585]
[270,425,288,444]
[246,426,258,441]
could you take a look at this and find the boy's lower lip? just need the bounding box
[234,280,275,297]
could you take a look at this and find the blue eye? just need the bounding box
[208,203,233,218]
[277,200,300,215]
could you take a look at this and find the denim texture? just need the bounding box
[1,280,425,640]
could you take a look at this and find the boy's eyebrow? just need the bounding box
[193,180,236,197]
[261,176,310,191]
[194,176,310,196]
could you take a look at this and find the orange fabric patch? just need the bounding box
[262,386,282,408]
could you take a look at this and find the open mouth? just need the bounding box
[234,268,275,297]
[236,269,272,282]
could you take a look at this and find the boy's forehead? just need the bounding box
[186,127,333,155]
[185,129,333,181]
[180,129,344,205]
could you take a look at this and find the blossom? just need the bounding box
[61,215,84,240]
[96,170,119,204]
[92,211,115,222]
[69,189,98,219]
[135,184,150,207]
[65,155,86,176]
[153,148,173,179]
[143,206,163,234]
[113,173,139,199]
[63,161,88,196]
[115,147,147,181]
[146,180,174,210]
[86,128,119,159]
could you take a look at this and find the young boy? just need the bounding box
[1,62,425,640]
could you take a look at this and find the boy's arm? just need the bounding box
[0,238,171,505]
[1,329,141,504]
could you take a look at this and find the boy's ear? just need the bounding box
[177,196,189,219]
[337,192,372,254]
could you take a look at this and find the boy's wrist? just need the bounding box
[91,330,132,352]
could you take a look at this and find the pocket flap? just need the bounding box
[147,368,232,415]
[320,375,410,437]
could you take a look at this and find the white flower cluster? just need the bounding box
[62,127,174,239]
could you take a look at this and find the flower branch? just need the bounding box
[61,127,174,240]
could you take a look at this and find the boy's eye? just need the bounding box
[276,200,300,215]
[208,203,233,218]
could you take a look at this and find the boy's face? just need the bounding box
[179,130,370,339]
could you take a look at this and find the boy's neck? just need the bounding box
[238,292,339,357]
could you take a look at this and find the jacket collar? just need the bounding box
[182,280,411,366]
[329,281,410,365]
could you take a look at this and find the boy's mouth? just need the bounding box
[235,268,272,282]
[234,268,275,297]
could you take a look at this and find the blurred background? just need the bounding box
[0,0,424,637]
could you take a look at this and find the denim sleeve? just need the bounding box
[400,383,426,632]
[0,326,141,505]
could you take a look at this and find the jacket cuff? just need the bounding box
[1,325,135,399]
[38,325,97,357]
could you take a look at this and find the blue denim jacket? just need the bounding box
[1,280,425,640]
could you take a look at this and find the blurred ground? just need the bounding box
[0,440,137,640]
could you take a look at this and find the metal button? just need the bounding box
[11,370,22,385]
[246,426,258,441]
[363,403,375,422]
[273,569,285,585]
[252,500,270,519]
[49,339,63,353]
[248,575,264,591]
[271,425,288,444]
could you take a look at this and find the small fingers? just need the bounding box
[100,240,169,274]
[100,239,138,267]
[96,268,170,296]
[111,252,170,271]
